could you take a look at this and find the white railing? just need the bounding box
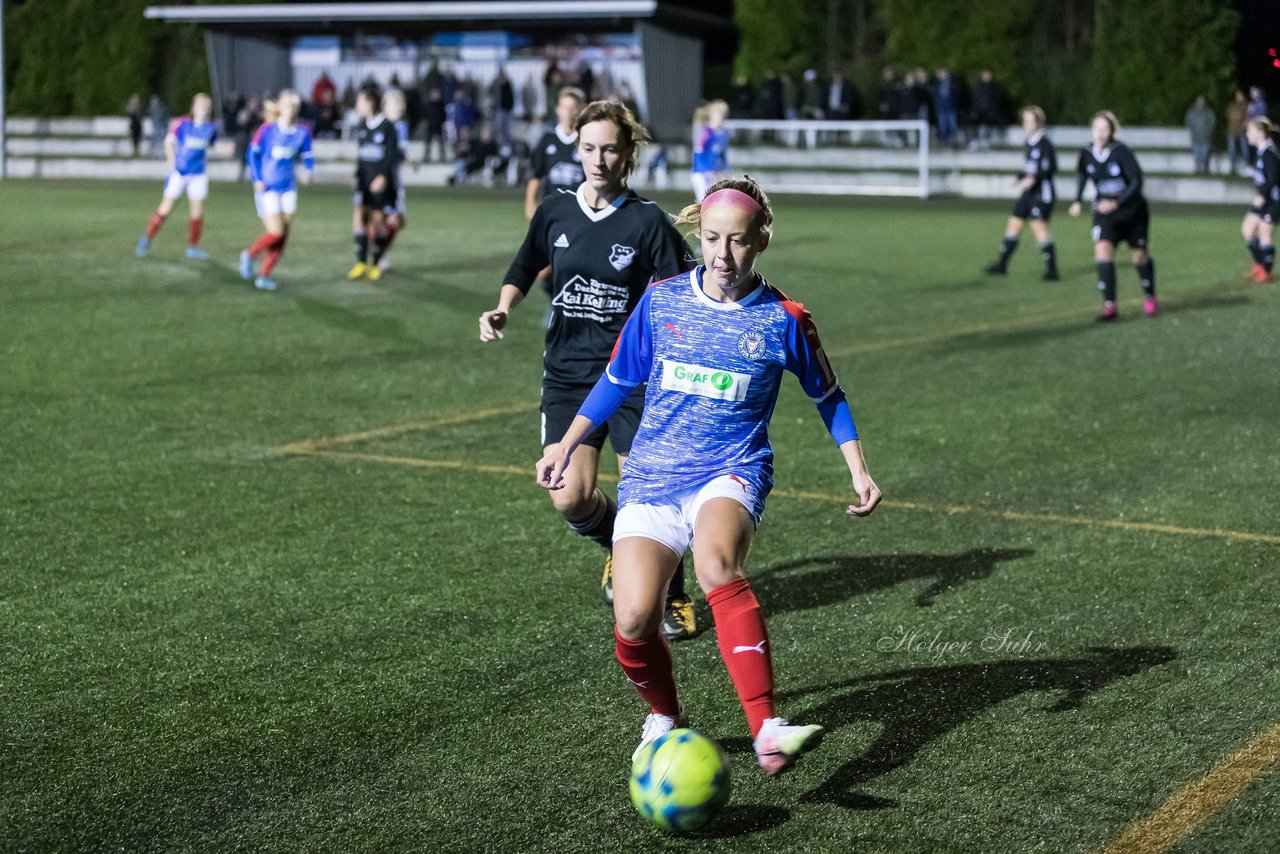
[721,119,931,198]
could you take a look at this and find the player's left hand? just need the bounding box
[535,451,570,490]
[847,471,881,517]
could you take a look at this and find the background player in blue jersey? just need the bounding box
[690,100,730,201]
[983,106,1059,281]
[536,178,881,775]
[481,100,698,642]
[239,90,314,292]
[376,88,413,274]
[1241,118,1279,284]
[1069,111,1157,321]
[136,93,217,260]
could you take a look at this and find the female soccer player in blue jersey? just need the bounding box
[536,177,881,775]
[1241,118,1279,284]
[136,93,217,260]
[482,100,698,642]
[690,100,730,201]
[1068,111,1157,321]
[239,90,314,292]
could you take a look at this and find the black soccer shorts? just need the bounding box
[540,381,644,453]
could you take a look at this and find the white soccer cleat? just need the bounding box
[632,709,688,762]
[753,717,825,776]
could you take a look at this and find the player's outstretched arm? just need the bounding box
[536,415,596,490]
[479,283,525,342]
[839,439,881,517]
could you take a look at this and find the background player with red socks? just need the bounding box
[136,93,217,260]
[536,177,881,774]
[239,90,313,292]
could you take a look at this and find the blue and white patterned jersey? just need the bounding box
[600,267,856,517]
[169,117,218,176]
[247,121,315,192]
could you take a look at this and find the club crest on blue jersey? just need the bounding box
[609,243,637,271]
[737,329,767,360]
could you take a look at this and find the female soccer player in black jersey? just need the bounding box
[984,106,1059,280]
[479,100,697,641]
[1242,118,1280,284]
[347,86,400,282]
[1069,111,1157,321]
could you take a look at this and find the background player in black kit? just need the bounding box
[1069,111,1158,321]
[479,100,698,641]
[1241,117,1279,284]
[348,86,400,282]
[984,106,1059,280]
[525,87,587,219]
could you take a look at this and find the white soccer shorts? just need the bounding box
[614,474,759,556]
[163,172,209,201]
[255,189,298,217]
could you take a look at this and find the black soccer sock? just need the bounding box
[1247,238,1263,264]
[1262,244,1275,273]
[1039,241,1057,273]
[353,231,369,263]
[668,558,688,601]
[994,235,1018,270]
[370,231,391,265]
[1137,258,1156,297]
[567,489,615,551]
[1096,260,1117,303]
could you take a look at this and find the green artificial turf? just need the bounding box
[2,180,1277,852]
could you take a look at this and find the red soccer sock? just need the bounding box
[262,232,288,277]
[145,211,167,240]
[382,220,400,254]
[188,217,203,247]
[614,627,681,717]
[707,577,776,738]
[248,232,283,259]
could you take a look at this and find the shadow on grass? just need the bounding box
[293,295,424,348]
[753,548,1033,613]
[784,645,1177,809]
[699,804,791,838]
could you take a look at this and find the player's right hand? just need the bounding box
[1068,202,1082,218]
[253,181,266,194]
[478,309,508,342]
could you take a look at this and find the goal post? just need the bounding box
[717,119,932,199]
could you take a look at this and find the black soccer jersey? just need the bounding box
[504,186,692,387]
[1252,141,1280,204]
[1021,131,1057,204]
[354,115,400,189]
[529,128,586,197]
[1075,142,1144,209]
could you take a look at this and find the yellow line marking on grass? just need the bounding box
[279,448,1279,546]
[773,488,1280,545]
[273,402,538,455]
[1099,724,1280,854]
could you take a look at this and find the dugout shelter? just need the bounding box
[143,1,735,143]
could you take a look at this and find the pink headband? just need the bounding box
[701,188,765,221]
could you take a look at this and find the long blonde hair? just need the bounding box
[674,175,774,241]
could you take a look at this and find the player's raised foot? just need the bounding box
[1096,301,1118,323]
[1251,266,1273,284]
[983,262,1007,276]
[601,551,614,605]
[135,236,149,258]
[1042,267,1060,282]
[632,709,688,762]
[347,262,369,280]
[1143,296,1159,317]
[753,718,825,776]
[661,595,697,642]
[366,265,383,282]
[239,250,254,281]
[254,276,277,292]
[1247,263,1265,280]
[184,246,209,260]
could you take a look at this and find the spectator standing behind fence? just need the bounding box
[827,71,862,121]
[490,68,516,146]
[930,69,959,147]
[446,88,475,150]
[126,93,144,157]
[423,89,447,163]
[1227,90,1250,175]
[148,95,170,159]
[691,100,730,201]
[1185,96,1215,175]
[971,70,1005,150]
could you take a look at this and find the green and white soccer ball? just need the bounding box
[629,728,731,832]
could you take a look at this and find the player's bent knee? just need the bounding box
[692,558,745,593]
[614,608,663,641]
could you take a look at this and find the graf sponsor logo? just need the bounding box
[661,360,751,401]
[270,144,298,160]
[551,275,630,322]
